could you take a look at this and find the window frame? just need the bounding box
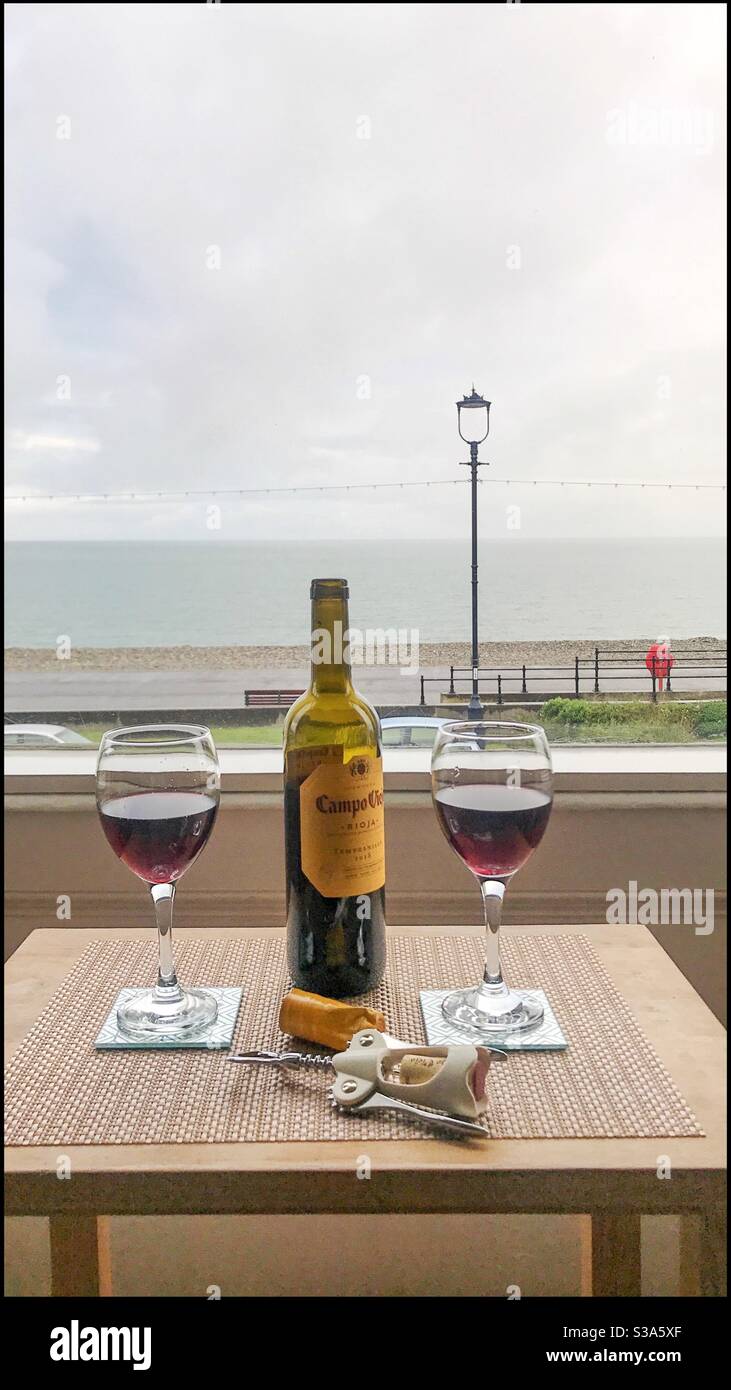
[4,744,726,796]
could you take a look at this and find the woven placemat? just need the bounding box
[4,934,702,1144]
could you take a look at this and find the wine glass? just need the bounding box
[431,721,553,1036]
[96,725,220,1040]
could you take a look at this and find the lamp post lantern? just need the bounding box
[457,388,491,718]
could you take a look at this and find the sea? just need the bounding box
[4,538,727,649]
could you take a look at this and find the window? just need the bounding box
[5,6,726,753]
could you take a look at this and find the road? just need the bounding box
[4,665,726,713]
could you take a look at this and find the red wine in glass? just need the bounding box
[431,721,554,1037]
[96,724,221,1040]
[100,791,218,885]
[434,784,552,879]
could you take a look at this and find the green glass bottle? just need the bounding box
[283,579,386,996]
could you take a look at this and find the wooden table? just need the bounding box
[4,924,726,1297]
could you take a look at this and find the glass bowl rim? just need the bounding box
[436,719,548,743]
[99,724,214,750]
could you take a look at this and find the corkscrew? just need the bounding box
[229,1050,333,1071]
[229,1029,502,1138]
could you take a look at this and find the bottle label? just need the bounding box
[299,753,385,898]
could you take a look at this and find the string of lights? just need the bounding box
[4,477,726,503]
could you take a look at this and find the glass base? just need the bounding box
[117,985,218,1040]
[441,985,544,1037]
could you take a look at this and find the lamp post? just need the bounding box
[457,388,491,718]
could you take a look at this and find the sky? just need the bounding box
[5,2,727,542]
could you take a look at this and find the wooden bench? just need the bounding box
[244,689,304,708]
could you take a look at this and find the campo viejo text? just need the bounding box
[315,789,384,816]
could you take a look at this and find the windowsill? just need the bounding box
[4,743,726,795]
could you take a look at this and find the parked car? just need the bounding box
[4,724,95,749]
[380,716,449,748]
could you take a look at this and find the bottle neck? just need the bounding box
[310,594,352,694]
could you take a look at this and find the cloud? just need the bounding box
[4,2,726,541]
[9,431,101,454]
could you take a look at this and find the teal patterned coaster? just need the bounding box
[420,988,567,1050]
[94,987,243,1051]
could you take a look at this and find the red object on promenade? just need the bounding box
[645,637,675,692]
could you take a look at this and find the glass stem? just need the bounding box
[150,882,184,1002]
[479,878,508,996]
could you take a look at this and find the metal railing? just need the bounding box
[419,648,727,706]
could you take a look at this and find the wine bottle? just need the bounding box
[283,578,386,996]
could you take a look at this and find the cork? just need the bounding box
[399,1054,445,1085]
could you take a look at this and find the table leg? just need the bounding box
[680,1205,727,1297]
[699,1204,727,1296]
[590,1213,642,1296]
[679,1215,701,1296]
[49,1215,112,1296]
[578,1215,593,1296]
